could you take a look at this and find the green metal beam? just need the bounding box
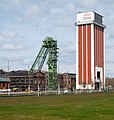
[29,36,58,90]
[29,46,45,75]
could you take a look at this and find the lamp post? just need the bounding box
[28,65,31,95]
[106,77,108,92]
[8,83,11,96]
[37,78,40,96]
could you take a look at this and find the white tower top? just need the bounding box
[76,11,105,28]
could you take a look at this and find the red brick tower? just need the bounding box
[76,12,106,91]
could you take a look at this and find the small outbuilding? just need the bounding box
[0,76,10,91]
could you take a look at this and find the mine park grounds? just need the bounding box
[0,92,114,120]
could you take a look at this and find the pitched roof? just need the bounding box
[0,77,10,82]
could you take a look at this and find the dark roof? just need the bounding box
[7,70,28,76]
[0,77,10,82]
[63,73,76,78]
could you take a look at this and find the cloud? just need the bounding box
[24,4,39,18]
[20,58,33,67]
[60,41,76,54]
[65,3,75,12]
[59,40,76,68]
[10,0,21,5]
[1,43,23,50]
[0,36,4,40]
[59,62,76,73]
[83,0,98,6]
[105,62,114,77]
[50,8,65,15]
[0,32,16,41]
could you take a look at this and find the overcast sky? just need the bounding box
[0,0,114,77]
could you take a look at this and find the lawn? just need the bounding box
[0,92,114,120]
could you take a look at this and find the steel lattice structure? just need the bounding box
[29,37,58,90]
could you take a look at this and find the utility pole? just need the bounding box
[8,60,9,72]
[58,84,60,95]
[37,79,40,96]
[28,65,31,95]
[45,74,47,95]
[57,58,60,95]
[107,77,108,92]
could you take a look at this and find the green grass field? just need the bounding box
[0,92,114,120]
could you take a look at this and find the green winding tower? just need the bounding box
[29,36,58,90]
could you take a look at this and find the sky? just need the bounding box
[0,0,114,77]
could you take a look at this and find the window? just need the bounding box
[97,71,100,79]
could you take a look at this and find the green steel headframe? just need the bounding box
[29,36,58,90]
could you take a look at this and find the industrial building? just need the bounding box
[0,70,76,92]
[6,70,34,91]
[63,73,76,89]
[0,77,10,90]
[76,11,106,91]
[0,70,10,92]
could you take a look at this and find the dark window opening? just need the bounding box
[95,82,99,90]
[97,71,100,79]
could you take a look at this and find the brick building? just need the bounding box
[0,76,10,90]
[0,69,76,91]
[63,73,76,89]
